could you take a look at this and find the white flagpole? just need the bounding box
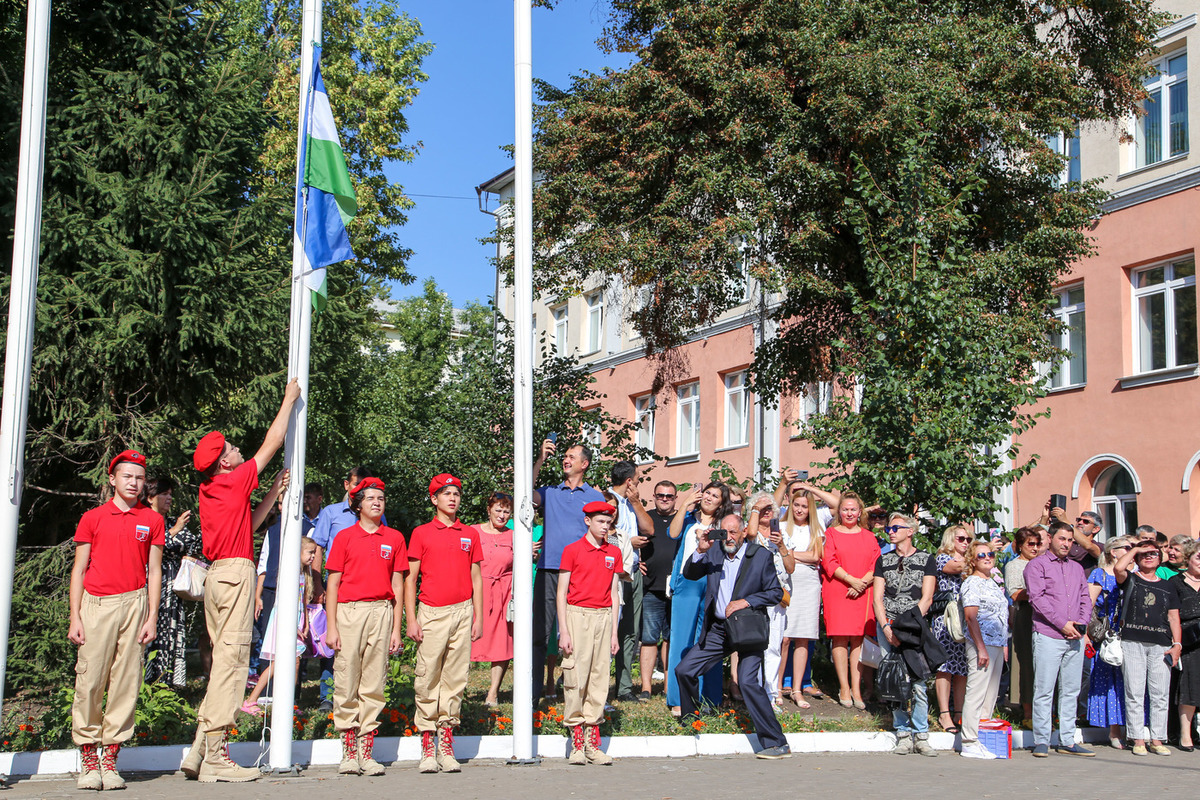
[269,0,321,773]
[510,0,536,764]
[0,0,52,766]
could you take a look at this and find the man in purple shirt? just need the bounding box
[1024,521,1095,758]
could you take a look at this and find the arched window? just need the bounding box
[1093,465,1138,540]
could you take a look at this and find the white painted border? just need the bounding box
[0,728,1109,777]
[1071,453,1142,499]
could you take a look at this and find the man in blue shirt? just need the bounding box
[532,439,603,702]
[311,465,378,711]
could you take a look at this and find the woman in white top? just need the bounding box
[778,488,830,707]
[748,494,796,708]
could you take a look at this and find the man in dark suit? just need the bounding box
[674,512,790,759]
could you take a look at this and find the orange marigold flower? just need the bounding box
[692,720,704,731]
[404,728,412,736]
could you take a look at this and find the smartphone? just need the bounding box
[770,517,781,534]
[796,469,809,481]
[1050,493,1066,510]
[547,432,558,444]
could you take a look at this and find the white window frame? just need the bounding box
[1093,465,1138,541]
[1049,284,1087,389]
[1132,258,1197,374]
[676,382,700,457]
[585,292,604,355]
[723,371,749,448]
[634,394,656,457]
[796,381,831,424]
[552,305,568,357]
[1046,130,1081,186]
[1135,50,1188,169]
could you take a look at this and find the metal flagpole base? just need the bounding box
[265,765,303,777]
[505,756,542,766]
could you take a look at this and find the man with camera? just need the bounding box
[674,513,790,759]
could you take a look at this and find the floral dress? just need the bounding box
[145,516,202,687]
[931,553,967,675]
[1087,568,1125,727]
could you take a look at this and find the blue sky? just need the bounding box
[382,1,631,307]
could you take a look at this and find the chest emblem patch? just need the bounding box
[134,524,150,542]
[605,555,615,570]
[380,544,392,560]
[460,537,472,552]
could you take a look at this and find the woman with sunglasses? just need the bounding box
[1005,527,1042,726]
[931,525,972,733]
[1086,535,1133,748]
[959,540,1008,758]
[1113,539,1183,756]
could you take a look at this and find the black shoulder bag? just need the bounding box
[724,545,771,651]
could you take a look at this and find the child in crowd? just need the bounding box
[242,537,318,715]
[557,500,623,765]
[182,379,299,783]
[325,478,407,776]
[405,474,483,774]
[68,450,165,791]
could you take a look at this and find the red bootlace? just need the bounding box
[101,744,119,771]
[588,726,601,749]
[421,731,436,758]
[439,726,455,755]
[81,744,100,772]
[572,726,585,750]
[343,729,357,754]
[360,731,375,759]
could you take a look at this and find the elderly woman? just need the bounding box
[143,477,202,688]
[931,525,972,733]
[1113,538,1183,756]
[1005,527,1041,726]
[960,540,1009,759]
[1087,535,1133,748]
[748,494,796,708]
[1170,539,1200,751]
[872,513,937,755]
[822,492,881,709]
[471,491,515,707]
[1159,534,1192,579]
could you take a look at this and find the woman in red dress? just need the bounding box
[820,491,880,709]
[470,491,515,707]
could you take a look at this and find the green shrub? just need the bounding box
[6,543,74,697]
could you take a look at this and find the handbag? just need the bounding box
[1098,635,1123,667]
[172,556,208,601]
[929,589,955,618]
[1086,605,1112,645]
[723,543,771,651]
[942,597,966,643]
[860,635,883,669]
[876,651,912,706]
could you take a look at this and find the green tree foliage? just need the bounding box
[355,280,653,532]
[530,0,1166,524]
[5,543,73,694]
[0,1,429,538]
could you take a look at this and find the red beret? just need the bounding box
[349,477,385,497]
[193,431,226,472]
[429,473,461,497]
[108,450,147,475]
[583,501,617,516]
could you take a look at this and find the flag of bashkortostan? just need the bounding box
[301,45,356,313]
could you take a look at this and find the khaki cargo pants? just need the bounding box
[196,558,255,733]
[413,599,471,733]
[72,588,148,746]
[332,600,393,734]
[562,604,613,727]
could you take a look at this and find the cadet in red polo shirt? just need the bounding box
[405,473,483,774]
[558,500,623,766]
[181,378,300,784]
[325,477,407,777]
[68,450,165,791]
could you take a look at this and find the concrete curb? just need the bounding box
[0,727,1108,778]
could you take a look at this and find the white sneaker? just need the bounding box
[960,741,997,760]
[1075,729,1086,745]
[652,670,665,681]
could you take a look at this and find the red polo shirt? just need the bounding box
[325,522,408,602]
[74,501,165,596]
[560,535,623,609]
[199,460,259,562]
[408,518,482,607]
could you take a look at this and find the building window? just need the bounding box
[1133,258,1197,373]
[552,305,568,357]
[676,382,700,456]
[723,371,749,448]
[634,394,655,455]
[1093,464,1138,540]
[1046,130,1081,185]
[797,381,831,423]
[1137,51,1188,168]
[585,292,603,354]
[1050,285,1087,388]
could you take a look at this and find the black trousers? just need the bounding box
[675,619,786,750]
[532,569,561,700]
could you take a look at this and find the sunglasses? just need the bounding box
[884,525,911,534]
[868,513,888,520]
[975,552,995,560]
[1075,518,1094,525]
[955,536,972,543]
[654,493,676,500]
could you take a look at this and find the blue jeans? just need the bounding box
[879,635,928,734]
[1032,632,1084,747]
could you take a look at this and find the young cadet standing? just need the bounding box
[181,379,300,783]
[324,477,407,776]
[406,474,483,774]
[69,450,165,791]
[558,501,623,766]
